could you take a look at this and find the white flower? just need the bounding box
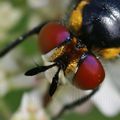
[27,15,43,29]
[0,52,38,93]
[0,52,18,96]
[27,0,49,9]
[0,2,22,30]
[47,84,92,117]
[92,59,120,116]
[11,91,50,120]
[27,0,71,30]
[0,2,22,40]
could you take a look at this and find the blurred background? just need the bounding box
[0,0,120,120]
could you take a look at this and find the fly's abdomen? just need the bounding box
[82,0,120,48]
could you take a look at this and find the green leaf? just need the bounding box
[3,88,31,113]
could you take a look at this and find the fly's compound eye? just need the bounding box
[74,54,105,90]
[38,22,70,54]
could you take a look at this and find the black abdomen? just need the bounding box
[81,0,120,48]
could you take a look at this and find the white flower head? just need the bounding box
[92,59,120,116]
[11,91,50,120]
[0,2,22,40]
[27,0,49,9]
[92,75,120,116]
[27,14,43,29]
[0,2,22,30]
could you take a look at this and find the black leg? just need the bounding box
[52,87,99,120]
[0,22,47,58]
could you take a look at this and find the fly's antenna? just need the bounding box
[25,63,56,76]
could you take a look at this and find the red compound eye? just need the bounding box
[74,55,105,90]
[38,22,70,54]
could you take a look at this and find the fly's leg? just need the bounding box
[0,22,47,57]
[52,87,99,120]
